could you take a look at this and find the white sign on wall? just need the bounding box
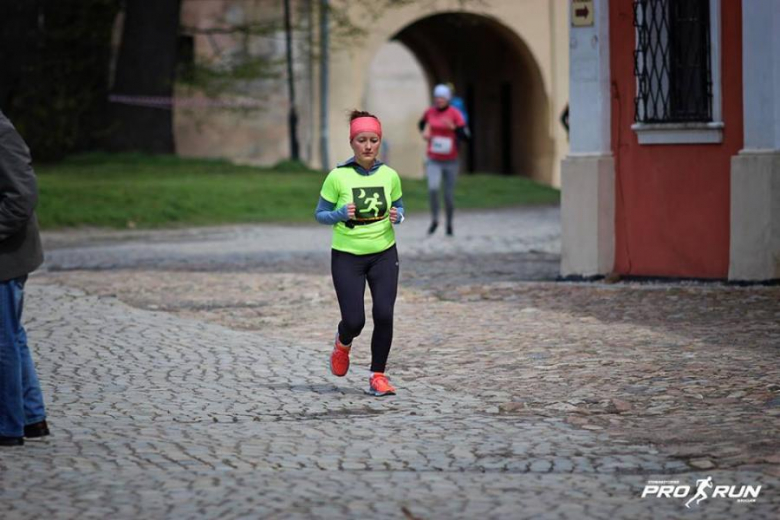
[572,0,594,27]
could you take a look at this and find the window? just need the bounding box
[632,0,722,144]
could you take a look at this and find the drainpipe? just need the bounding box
[319,0,330,170]
[283,0,299,161]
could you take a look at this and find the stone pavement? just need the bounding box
[1,207,778,519]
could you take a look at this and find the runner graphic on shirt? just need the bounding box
[364,192,383,217]
[352,187,387,220]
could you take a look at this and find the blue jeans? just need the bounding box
[0,276,46,437]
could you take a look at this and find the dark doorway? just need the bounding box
[500,81,512,174]
[392,13,549,180]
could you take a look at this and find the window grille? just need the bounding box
[633,0,712,123]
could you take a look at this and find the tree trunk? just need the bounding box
[106,0,181,153]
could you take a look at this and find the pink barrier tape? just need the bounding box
[108,94,264,109]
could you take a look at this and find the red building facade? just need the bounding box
[562,0,779,281]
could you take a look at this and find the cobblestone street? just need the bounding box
[2,207,778,519]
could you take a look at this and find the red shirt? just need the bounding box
[422,106,466,161]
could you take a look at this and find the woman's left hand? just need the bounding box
[389,207,399,223]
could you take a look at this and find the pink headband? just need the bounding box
[350,117,382,141]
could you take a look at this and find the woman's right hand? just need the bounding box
[345,203,356,220]
[422,123,431,141]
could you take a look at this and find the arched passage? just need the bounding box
[364,42,429,177]
[372,12,551,181]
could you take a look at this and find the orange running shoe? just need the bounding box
[330,335,351,377]
[367,373,396,397]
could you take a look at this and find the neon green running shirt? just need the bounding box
[320,163,403,255]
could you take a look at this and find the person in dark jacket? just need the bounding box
[0,110,49,447]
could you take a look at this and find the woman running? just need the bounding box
[419,84,469,236]
[314,110,405,397]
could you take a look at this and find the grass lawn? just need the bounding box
[35,153,560,229]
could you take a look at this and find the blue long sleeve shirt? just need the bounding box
[314,157,405,225]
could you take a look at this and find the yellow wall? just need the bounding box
[177,0,569,187]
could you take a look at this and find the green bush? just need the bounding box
[1,1,120,161]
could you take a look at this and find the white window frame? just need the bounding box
[632,0,722,145]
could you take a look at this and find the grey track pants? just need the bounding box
[426,159,458,226]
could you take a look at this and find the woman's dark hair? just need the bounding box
[348,110,378,122]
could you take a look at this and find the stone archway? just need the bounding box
[361,12,551,182]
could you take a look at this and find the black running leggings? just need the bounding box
[331,245,399,373]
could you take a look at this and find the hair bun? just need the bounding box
[349,109,378,122]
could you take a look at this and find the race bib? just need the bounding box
[430,136,453,155]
